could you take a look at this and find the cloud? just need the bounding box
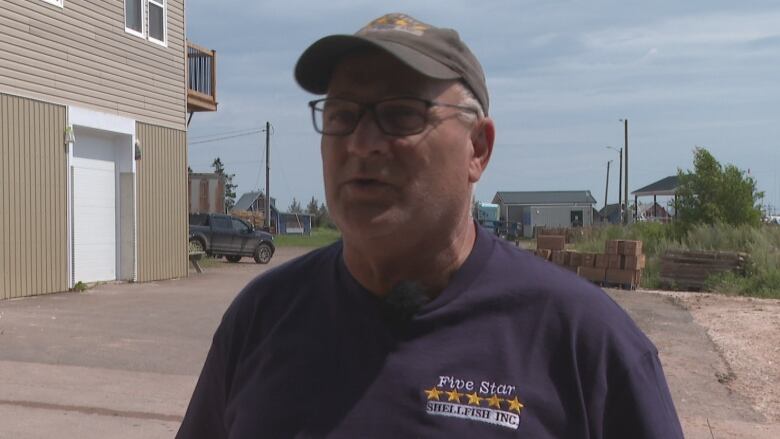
[185,1,780,211]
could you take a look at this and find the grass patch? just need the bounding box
[274,227,341,248]
[570,223,780,298]
[70,281,89,292]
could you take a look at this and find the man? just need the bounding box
[177,13,683,438]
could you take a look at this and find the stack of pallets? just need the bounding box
[232,210,265,228]
[659,250,747,290]
[597,240,645,289]
[534,235,566,261]
[534,237,645,290]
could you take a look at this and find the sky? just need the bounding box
[185,0,780,215]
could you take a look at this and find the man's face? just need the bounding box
[321,50,487,242]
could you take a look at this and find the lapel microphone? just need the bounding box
[380,280,431,326]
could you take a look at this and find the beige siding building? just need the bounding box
[0,0,214,299]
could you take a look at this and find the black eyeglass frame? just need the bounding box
[308,96,481,137]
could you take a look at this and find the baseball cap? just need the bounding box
[294,13,489,114]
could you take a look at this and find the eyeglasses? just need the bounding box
[308,97,480,137]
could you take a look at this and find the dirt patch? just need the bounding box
[606,288,780,438]
[654,290,780,422]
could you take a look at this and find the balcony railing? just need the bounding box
[187,41,217,113]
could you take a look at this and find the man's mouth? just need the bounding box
[351,178,385,187]
[342,178,396,196]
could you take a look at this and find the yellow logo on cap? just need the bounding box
[358,13,429,36]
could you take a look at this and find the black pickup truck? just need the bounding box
[189,213,275,264]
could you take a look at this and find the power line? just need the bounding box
[189,127,264,141]
[189,130,264,145]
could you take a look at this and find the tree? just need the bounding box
[288,197,303,214]
[212,157,237,212]
[675,147,764,229]
[317,202,335,229]
[306,197,319,216]
[306,197,321,227]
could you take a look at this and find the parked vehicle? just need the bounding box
[189,213,275,264]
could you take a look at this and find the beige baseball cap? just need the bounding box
[294,13,489,114]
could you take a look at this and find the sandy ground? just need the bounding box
[650,290,780,423]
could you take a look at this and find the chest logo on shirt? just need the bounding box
[424,375,524,430]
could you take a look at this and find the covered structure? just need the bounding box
[631,176,679,222]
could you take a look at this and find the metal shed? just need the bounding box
[492,191,598,237]
[277,213,313,235]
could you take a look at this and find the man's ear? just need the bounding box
[468,117,495,183]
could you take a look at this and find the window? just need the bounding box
[212,217,231,230]
[232,219,250,233]
[125,0,143,35]
[148,0,166,44]
[125,0,166,46]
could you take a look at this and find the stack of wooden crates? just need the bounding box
[534,236,645,290]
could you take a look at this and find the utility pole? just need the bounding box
[620,118,629,225]
[264,121,271,231]
[604,160,612,210]
[606,146,623,224]
[617,148,623,223]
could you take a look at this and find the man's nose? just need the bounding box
[344,111,390,157]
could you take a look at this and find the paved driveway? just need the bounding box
[0,247,306,439]
[0,247,776,438]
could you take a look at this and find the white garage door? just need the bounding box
[73,157,116,282]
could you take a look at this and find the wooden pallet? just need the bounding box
[659,250,747,290]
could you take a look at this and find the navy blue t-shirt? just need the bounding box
[177,226,683,438]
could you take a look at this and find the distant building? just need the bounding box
[631,176,679,222]
[637,202,673,223]
[277,213,313,235]
[233,191,277,213]
[492,191,597,238]
[232,191,278,231]
[599,203,625,225]
[232,192,311,235]
[188,173,225,214]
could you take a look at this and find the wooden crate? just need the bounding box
[537,235,566,251]
[606,269,642,289]
[581,253,597,268]
[551,250,569,266]
[578,266,606,283]
[595,254,610,269]
[568,251,583,267]
[619,240,643,256]
[535,227,571,243]
[534,249,553,261]
[624,254,646,270]
[608,254,623,269]
[605,240,620,255]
